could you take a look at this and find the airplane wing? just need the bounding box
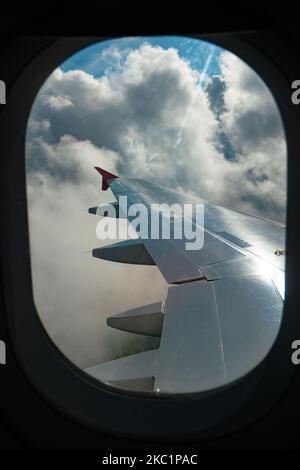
[86,167,285,394]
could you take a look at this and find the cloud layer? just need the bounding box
[26,41,287,369]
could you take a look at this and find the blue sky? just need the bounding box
[61,36,224,79]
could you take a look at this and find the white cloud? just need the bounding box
[43,94,74,110]
[27,142,167,369]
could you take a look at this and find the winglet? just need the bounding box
[95,167,119,191]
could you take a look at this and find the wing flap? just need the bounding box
[154,276,282,394]
[154,281,227,393]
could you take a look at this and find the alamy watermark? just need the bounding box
[0,80,5,104]
[291,340,300,365]
[291,80,300,105]
[0,340,6,365]
[95,196,205,251]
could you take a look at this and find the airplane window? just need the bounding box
[25,36,287,395]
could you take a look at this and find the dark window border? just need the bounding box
[0,31,298,439]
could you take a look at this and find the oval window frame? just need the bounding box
[0,32,296,439]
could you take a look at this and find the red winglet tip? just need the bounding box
[94,167,119,191]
